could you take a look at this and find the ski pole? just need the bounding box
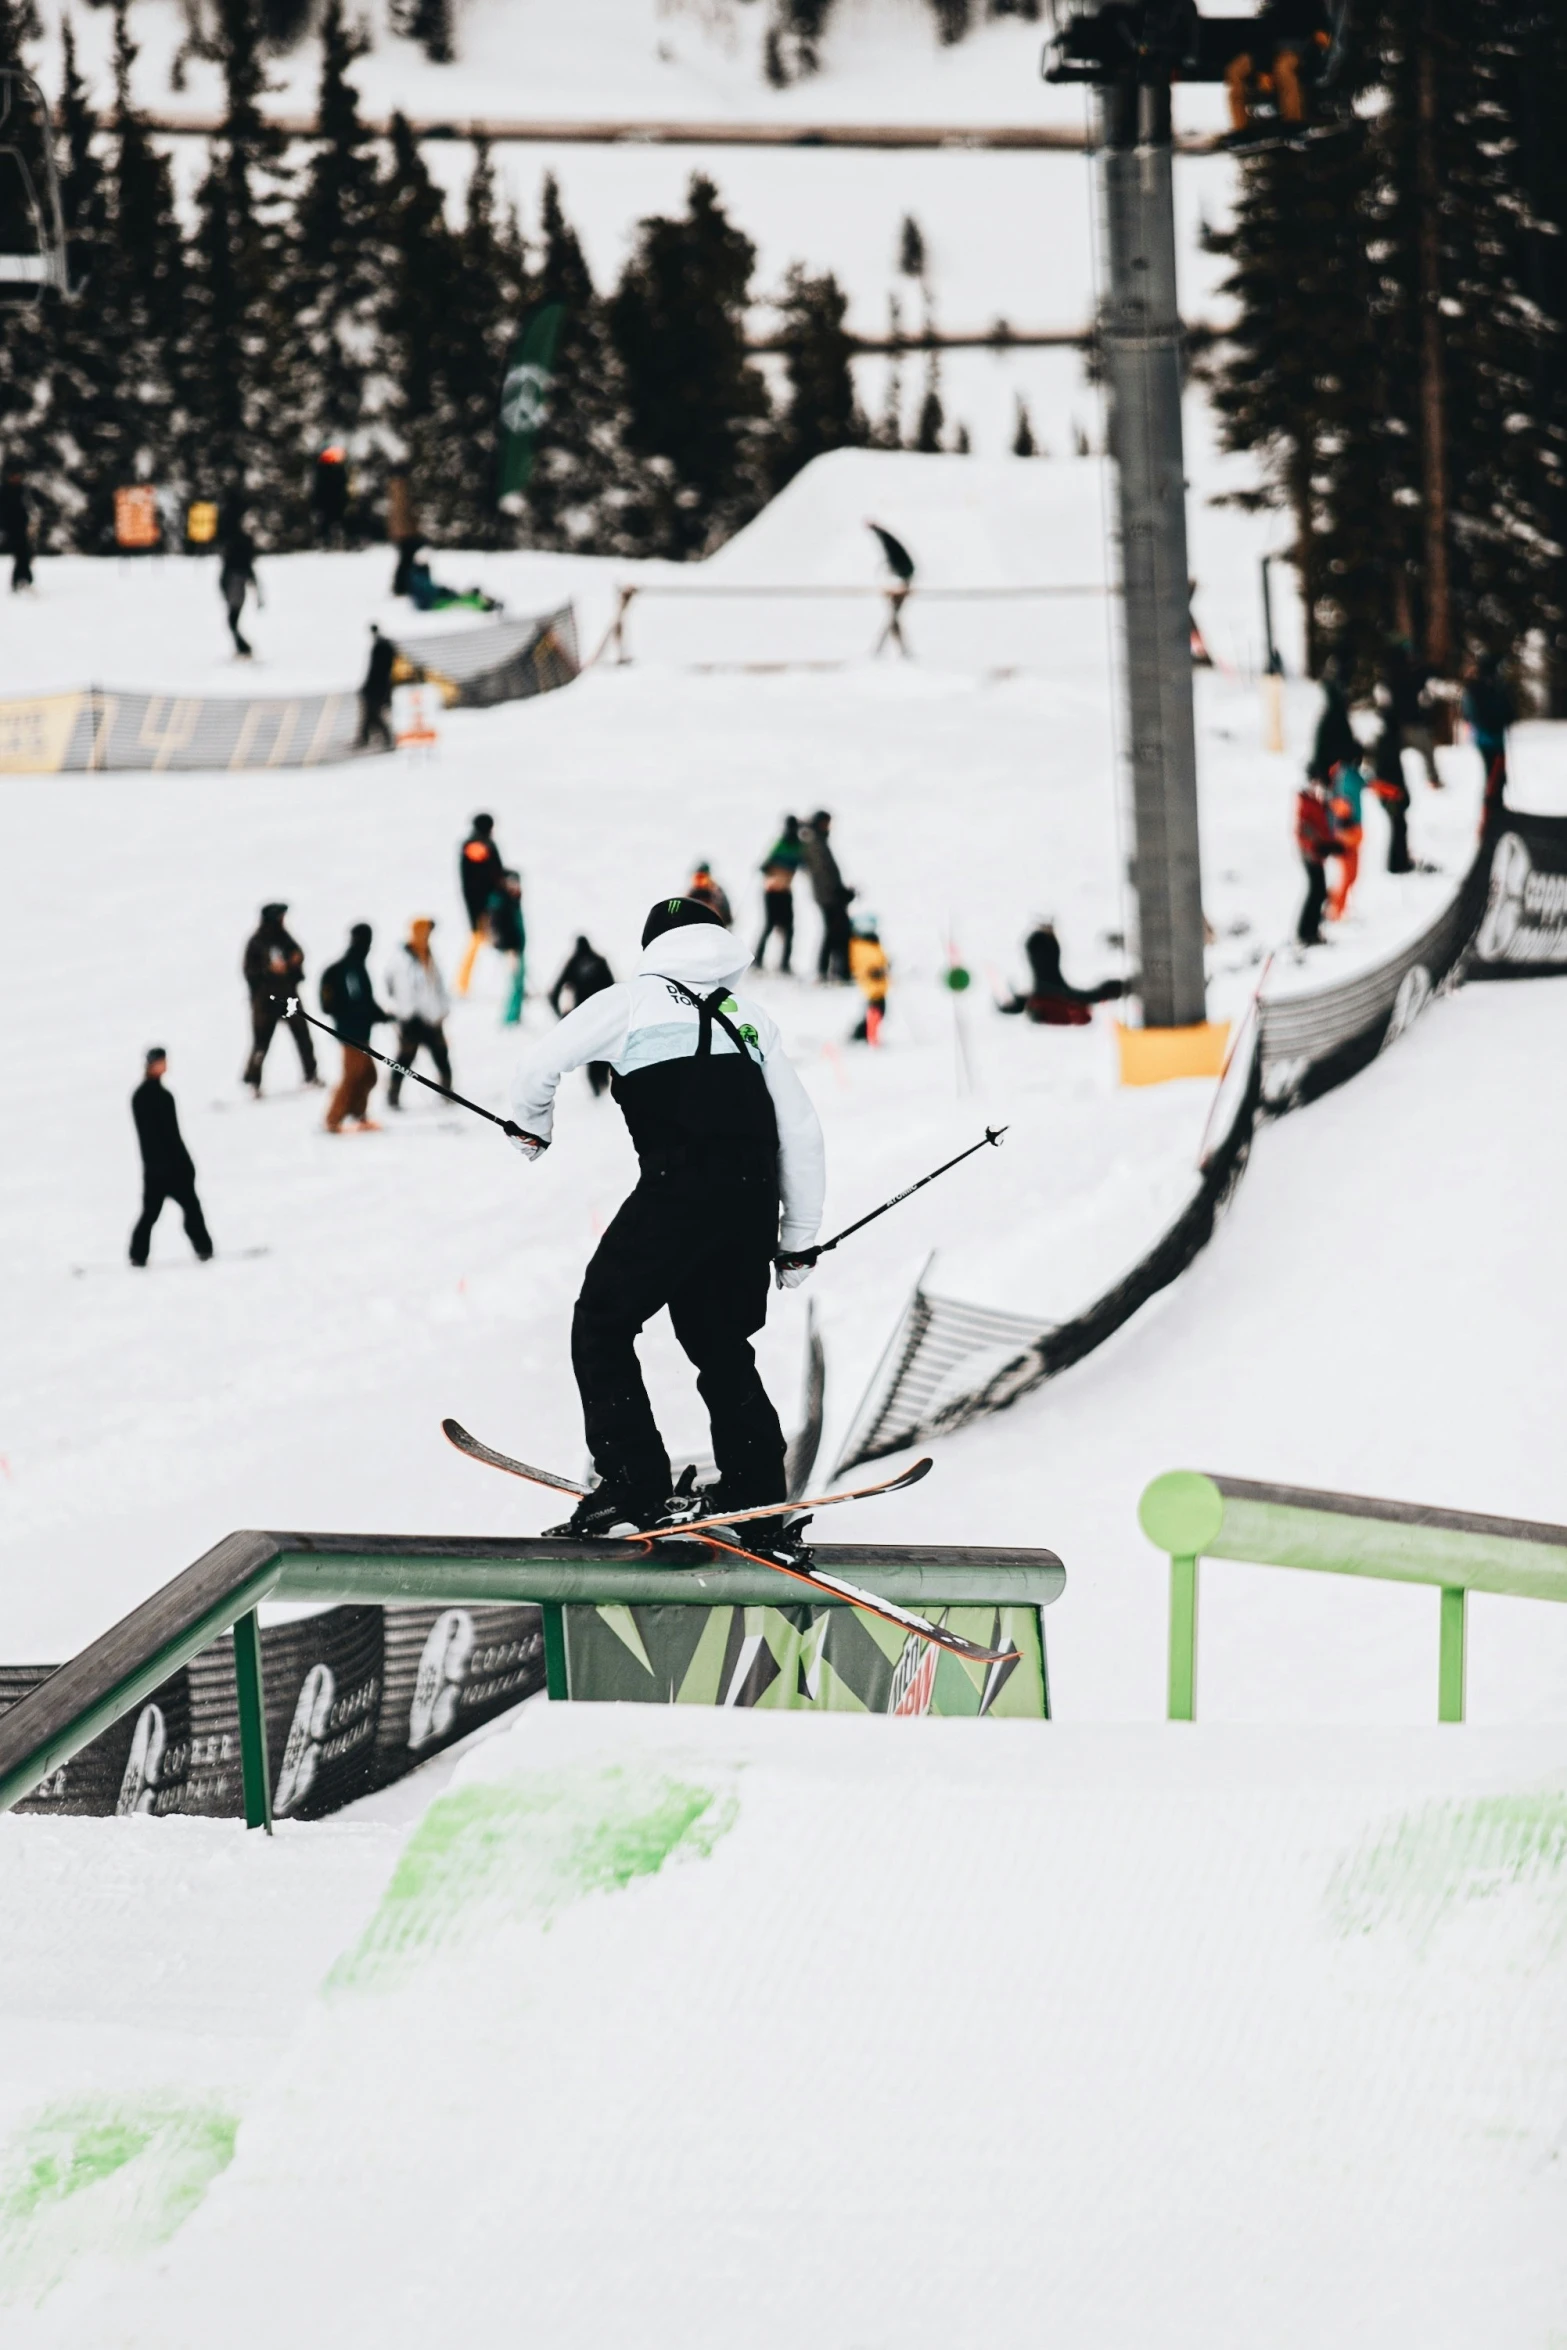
[778,1126,1008,1270]
[273,995,539,1141]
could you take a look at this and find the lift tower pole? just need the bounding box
[1097,73,1207,1029]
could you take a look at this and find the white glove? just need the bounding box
[774,1252,816,1290]
[506,1126,548,1161]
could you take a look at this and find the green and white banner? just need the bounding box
[563,1601,1047,1717]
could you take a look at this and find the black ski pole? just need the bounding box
[274,995,538,1141]
[778,1126,1008,1270]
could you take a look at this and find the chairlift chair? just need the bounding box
[0,68,68,301]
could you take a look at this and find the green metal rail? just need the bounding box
[1138,1471,1567,1722]
[0,1530,1066,1831]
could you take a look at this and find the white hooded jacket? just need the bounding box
[509,925,825,1249]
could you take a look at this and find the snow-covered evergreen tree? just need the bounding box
[608,175,774,557]
[514,173,646,555]
[769,265,865,492]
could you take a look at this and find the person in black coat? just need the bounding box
[219,512,260,657]
[320,924,393,1131]
[130,1050,212,1266]
[998,921,1124,1025]
[549,934,616,1094]
[242,902,320,1092]
[1307,657,1360,783]
[1,463,34,591]
[357,623,398,750]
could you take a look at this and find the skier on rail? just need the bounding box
[508,895,825,1552]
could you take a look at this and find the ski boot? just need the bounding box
[544,1483,673,1541]
[701,1489,816,1568]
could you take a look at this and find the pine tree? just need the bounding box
[182,0,293,534]
[281,0,385,535]
[379,111,458,536]
[875,295,906,449]
[421,142,533,543]
[0,8,77,544]
[516,173,646,554]
[1012,396,1037,457]
[608,174,773,556]
[769,265,865,491]
[898,214,926,282]
[914,352,944,453]
[393,0,454,66]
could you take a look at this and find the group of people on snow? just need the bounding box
[1294,641,1515,947]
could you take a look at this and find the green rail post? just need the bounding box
[1167,1556,1198,1722]
[232,1609,272,1833]
[1438,1586,1467,1723]
[542,1602,569,1700]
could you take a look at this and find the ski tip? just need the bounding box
[441,1417,471,1448]
[903,1456,934,1488]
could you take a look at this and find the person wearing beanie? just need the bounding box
[509,896,826,1552]
[130,1048,212,1267]
[385,917,452,1108]
[320,922,393,1132]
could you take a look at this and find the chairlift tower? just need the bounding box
[1095,70,1206,1028]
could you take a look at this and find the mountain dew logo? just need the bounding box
[890,1631,940,1717]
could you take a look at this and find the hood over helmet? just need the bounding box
[637,920,751,992]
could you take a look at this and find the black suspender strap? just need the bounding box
[661,975,760,1065]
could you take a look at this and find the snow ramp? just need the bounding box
[9,1704,1565,2347]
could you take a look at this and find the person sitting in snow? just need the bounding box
[997,920,1123,1025]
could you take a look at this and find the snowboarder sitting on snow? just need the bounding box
[998,920,1122,1026]
[848,912,889,1043]
[509,896,826,1552]
[320,923,393,1133]
[549,935,616,1094]
[130,1048,212,1268]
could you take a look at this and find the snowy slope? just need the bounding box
[0,449,1512,1702]
[5,1704,1566,2346]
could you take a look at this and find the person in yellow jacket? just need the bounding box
[848,913,889,1044]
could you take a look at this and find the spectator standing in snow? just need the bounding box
[1327,757,1366,921]
[1368,685,1414,874]
[357,624,397,751]
[687,862,733,928]
[998,920,1123,1023]
[756,816,803,973]
[1386,637,1440,785]
[491,869,526,1025]
[848,913,889,1043]
[456,813,505,995]
[800,809,854,983]
[385,918,451,1108]
[1294,780,1337,946]
[1307,656,1360,787]
[242,903,320,1093]
[550,934,616,1094]
[1,462,34,591]
[1462,652,1515,828]
[130,1049,212,1267]
[218,511,260,658]
[320,923,392,1132]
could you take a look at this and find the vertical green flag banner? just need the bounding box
[498,302,564,502]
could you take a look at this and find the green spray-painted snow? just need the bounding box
[0,2097,237,2308]
[1329,1793,1567,1949]
[332,1762,738,1992]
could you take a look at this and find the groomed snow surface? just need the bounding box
[3,450,1565,2336]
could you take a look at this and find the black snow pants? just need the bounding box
[1297,856,1329,946]
[131,1174,212,1266]
[571,1144,786,1509]
[245,992,319,1089]
[388,1017,450,1105]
